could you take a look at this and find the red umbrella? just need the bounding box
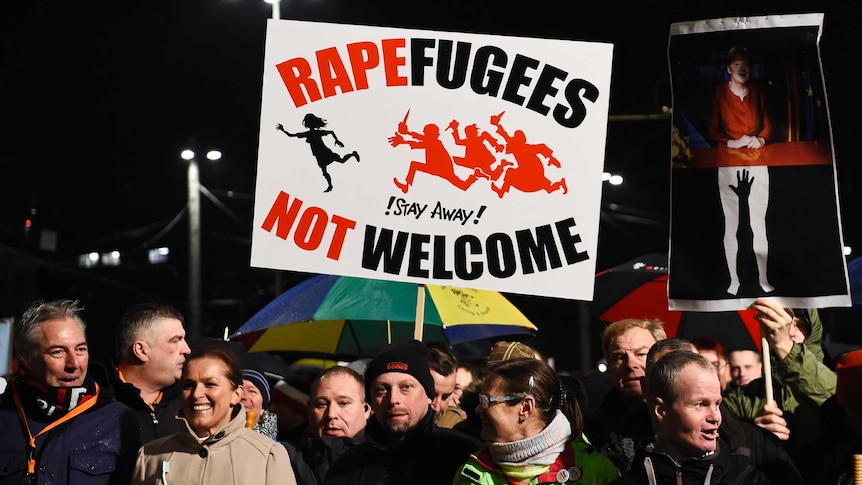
[591,254,761,352]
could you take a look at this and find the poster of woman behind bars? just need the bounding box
[667,14,850,311]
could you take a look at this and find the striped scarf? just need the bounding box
[15,369,97,419]
[488,410,571,481]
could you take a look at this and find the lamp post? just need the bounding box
[264,0,281,20]
[181,148,222,339]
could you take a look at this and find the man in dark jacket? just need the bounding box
[286,365,370,485]
[0,299,140,485]
[614,351,802,485]
[109,302,191,445]
[608,337,798,477]
[324,340,482,485]
[585,318,667,469]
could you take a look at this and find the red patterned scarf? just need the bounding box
[15,368,98,419]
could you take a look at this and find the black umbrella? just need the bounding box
[590,254,761,352]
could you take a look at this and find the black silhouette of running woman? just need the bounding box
[276,113,359,192]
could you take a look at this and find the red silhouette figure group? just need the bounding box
[389,111,485,193]
[449,119,511,181]
[389,111,566,198]
[489,111,567,198]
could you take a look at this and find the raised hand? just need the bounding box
[729,168,753,198]
[388,133,404,147]
[749,298,796,359]
[490,111,505,126]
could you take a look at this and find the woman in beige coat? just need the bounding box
[132,343,295,485]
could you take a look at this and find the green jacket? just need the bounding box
[722,309,836,453]
[452,437,619,485]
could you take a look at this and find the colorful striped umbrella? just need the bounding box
[230,274,537,358]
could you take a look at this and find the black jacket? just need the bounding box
[584,389,653,471]
[796,395,862,485]
[107,364,183,446]
[613,411,803,485]
[586,389,801,479]
[324,407,482,485]
[285,429,366,485]
[0,363,141,485]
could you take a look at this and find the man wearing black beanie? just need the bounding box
[324,340,481,485]
[362,339,437,403]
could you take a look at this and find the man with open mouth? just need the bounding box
[0,299,140,485]
[612,350,803,485]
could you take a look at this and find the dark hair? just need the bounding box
[725,45,750,63]
[185,342,243,389]
[646,350,715,407]
[457,361,480,381]
[426,341,457,377]
[16,300,86,361]
[646,337,696,370]
[115,302,184,363]
[484,358,583,434]
[690,335,727,359]
[302,113,327,129]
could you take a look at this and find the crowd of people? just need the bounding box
[0,296,859,484]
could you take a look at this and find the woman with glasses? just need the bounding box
[451,358,619,485]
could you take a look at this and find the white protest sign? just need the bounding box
[251,19,613,300]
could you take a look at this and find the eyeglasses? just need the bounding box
[478,393,526,409]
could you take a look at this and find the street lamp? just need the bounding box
[181,148,222,339]
[263,0,281,20]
